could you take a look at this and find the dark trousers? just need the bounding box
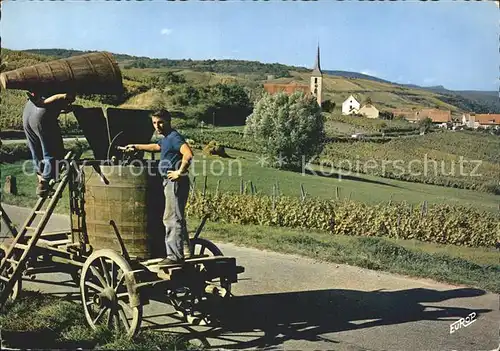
[22,100,64,182]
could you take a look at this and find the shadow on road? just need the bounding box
[146,287,490,349]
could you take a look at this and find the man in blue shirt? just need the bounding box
[126,109,194,265]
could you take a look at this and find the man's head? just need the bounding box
[151,108,171,135]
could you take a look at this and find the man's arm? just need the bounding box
[177,143,194,174]
[167,143,193,180]
[43,93,75,105]
[127,143,161,152]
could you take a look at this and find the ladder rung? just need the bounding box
[14,243,29,250]
[0,275,10,282]
[35,211,46,215]
[25,226,38,231]
[6,259,19,265]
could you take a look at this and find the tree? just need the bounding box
[245,92,325,170]
[199,84,253,126]
[363,96,373,105]
[321,99,336,112]
[379,111,394,120]
[418,117,433,134]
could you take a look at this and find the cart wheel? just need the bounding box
[0,272,22,304]
[80,249,142,338]
[190,238,231,293]
[190,237,223,257]
[0,246,22,303]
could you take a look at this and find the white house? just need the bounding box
[358,104,380,119]
[462,113,500,129]
[342,95,360,115]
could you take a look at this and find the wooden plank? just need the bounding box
[37,238,71,247]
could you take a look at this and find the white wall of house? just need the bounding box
[462,114,480,129]
[342,95,360,115]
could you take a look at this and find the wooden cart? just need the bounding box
[0,151,244,337]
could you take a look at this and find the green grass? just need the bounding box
[185,148,500,213]
[2,145,499,214]
[188,217,500,293]
[0,292,193,350]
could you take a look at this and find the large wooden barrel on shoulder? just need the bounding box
[79,160,165,260]
[0,52,123,95]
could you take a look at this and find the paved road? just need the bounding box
[1,204,498,351]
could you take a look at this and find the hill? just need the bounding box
[2,48,499,128]
[20,48,500,113]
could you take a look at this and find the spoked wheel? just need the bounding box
[0,268,22,304]
[189,238,231,294]
[80,249,142,337]
[190,237,223,257]
[0,246,22,304]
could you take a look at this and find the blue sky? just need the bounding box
[2,1,498,91]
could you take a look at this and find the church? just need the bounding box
[263,46,323,106]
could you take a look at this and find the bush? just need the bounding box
[244,92,325,170]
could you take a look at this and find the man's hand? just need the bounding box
[124,144,137,152]
[167,170,182,181]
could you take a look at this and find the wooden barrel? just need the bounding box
[78,161,165,260]
[0,52,123,95]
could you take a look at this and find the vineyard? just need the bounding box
[318,131,500,194]
[327,114,420,134]
[187,190,499,248]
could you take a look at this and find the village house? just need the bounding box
[263,46,323,106]
[263,81,310,95]
[462,113,500,129]
[416,108,451,124]
[342,95,361,115]
[392,107,451,125]
[357,104,379,119]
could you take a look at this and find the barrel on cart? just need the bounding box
[0,103,245,337]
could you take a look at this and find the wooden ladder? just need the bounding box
[0,151,76,307]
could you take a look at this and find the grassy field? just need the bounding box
[0,292,193,350]
[192,148,499,213]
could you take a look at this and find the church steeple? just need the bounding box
[312,44,322,77]
[310,44,323,107]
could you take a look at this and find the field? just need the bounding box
[3,146,499,214]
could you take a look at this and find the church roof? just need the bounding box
[311,45,323,77]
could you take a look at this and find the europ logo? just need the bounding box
[449,312,476,334]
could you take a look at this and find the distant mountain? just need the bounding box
[323,70,393,85]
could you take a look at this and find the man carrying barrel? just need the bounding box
[125,108,194,266]
[23,91,75,197]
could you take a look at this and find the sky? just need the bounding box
[1,0,498,91]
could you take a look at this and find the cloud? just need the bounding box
[160,28,172,36]
[360,69,378,77]
[423,77,436,84]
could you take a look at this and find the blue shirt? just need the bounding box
[157,129,186,176]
